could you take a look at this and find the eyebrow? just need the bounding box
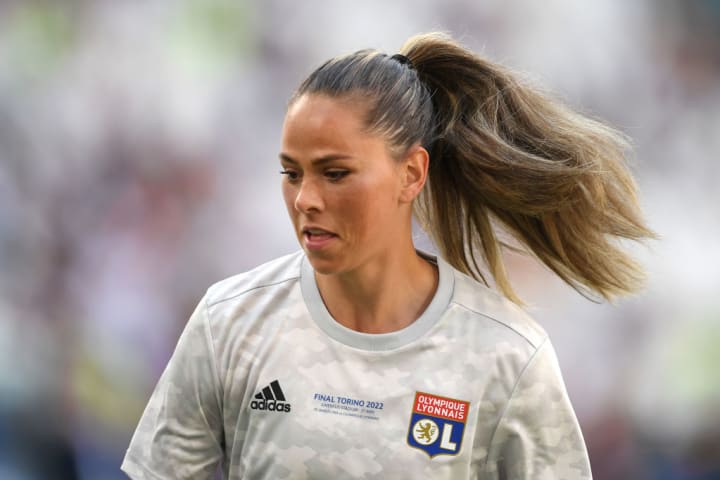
[279,153,354,166]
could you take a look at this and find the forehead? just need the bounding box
[282,94,378,153]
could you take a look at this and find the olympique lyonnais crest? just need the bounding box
[407,391,469,458]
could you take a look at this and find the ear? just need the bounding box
[398,144,429,204]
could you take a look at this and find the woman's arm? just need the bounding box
[483,338,592,479]
[121,295,225,480]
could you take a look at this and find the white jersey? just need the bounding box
[121,251,592,479]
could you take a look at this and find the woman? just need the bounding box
[121,33,654,479]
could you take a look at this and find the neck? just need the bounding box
[315,247,439,334]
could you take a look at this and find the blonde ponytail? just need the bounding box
[401,33,656,303]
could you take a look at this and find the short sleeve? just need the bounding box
[121,295,224,480]
[483,338,592,479]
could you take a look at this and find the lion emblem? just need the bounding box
[412,419,439,445]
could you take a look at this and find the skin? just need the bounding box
[280,93,438,334]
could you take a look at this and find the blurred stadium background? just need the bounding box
[1,0,719,479]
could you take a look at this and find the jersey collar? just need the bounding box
[300,250,454,351]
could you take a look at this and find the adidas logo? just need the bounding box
[250,380,292,413]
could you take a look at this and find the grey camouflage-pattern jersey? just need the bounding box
[121,251,592,479]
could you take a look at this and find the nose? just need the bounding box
[294,177,323,213]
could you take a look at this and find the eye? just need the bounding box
[325,170,349,182]
[280,169,300,182]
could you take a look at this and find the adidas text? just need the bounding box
[250,399,291,412]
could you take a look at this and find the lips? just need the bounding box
[302,226,336,237]
[302,226,337,250]
[305,230,334,238]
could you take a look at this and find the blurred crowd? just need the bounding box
[0,1,718,479]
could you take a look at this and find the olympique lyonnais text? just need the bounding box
[413,392,469,422]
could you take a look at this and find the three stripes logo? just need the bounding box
[250,380,292,413]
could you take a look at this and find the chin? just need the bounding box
[305,258,342,276]
[304,251,349,276]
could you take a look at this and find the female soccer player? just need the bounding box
[122,33,654,479]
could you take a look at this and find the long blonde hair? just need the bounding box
[292,32,656,303]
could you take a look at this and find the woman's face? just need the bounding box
[280,94,411,276]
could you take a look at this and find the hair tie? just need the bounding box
[390,53,414,69]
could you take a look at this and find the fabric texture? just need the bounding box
[121,251,592,479]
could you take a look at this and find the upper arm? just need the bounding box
[121,295,225,480]
[483,338,592,480]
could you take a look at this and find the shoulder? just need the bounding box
[204,250,304,309]
[447,266,548,350]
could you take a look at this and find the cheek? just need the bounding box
[338,176,399,235]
